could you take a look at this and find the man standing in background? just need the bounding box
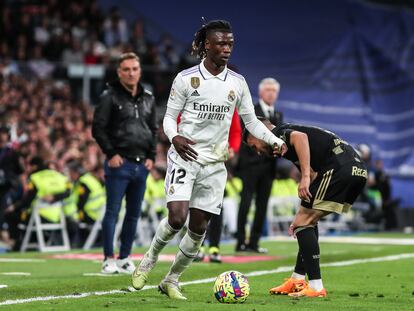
[92,52,157,274]
[236,78,283,253]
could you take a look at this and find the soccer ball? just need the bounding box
[213,271,250,303]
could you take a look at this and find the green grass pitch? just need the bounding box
[0,233,413,310]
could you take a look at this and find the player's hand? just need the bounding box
[298,175,312,202]
[172,135,198,161]
[144,159,154,170]
[288,224,296,238]
[273,143,287,157]
[108,154,124,167]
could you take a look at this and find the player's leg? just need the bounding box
[288,167,339,297]
[270,207,323,295]
[132,150,195,289]
[132,200,188,290]
[159,208,211,299]
[287,207,328,297]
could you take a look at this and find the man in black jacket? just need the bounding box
[236,78,283,253]
[92,52,157,274]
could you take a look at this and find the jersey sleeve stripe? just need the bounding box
[181,66,199,76]
[228,70,244,80]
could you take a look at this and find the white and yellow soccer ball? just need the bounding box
[213,270,250,303]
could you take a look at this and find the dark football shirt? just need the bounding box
[272,123,357,172]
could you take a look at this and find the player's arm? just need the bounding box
[92,90,116,159]
[242,113,286,154]
[290,131,312,201]
[163,74,198,161]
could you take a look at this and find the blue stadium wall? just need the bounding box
[99,0,414,208]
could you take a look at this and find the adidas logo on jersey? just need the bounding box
[191,90,200,96]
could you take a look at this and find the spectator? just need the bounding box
[103,6,128,48]
[235,77,283,253]
[92,52,157,274]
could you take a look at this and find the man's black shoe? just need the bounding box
[235,243,247,252]
[245,245,268,254]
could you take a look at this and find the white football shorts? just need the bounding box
[165,148,227,215]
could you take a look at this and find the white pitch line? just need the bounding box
[0,253,413,306]
[0,258,45,263]
[83,273,122,277]
[1,272,31,276]
[0,286,7,289]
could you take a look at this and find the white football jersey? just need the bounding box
[167,60,255,164]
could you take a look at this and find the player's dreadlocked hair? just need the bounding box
[191,18,232,59]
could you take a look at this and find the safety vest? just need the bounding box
[30,169,69,223]
[63,181,78,220]
[144,174,166,214]
[225,177,242,198]
[270,178,299,216]
[76,173,105,221]
[271,178,298,197]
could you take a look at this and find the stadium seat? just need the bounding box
[20,200,71,252]
[82,205,125,250]
[266,196,299,235]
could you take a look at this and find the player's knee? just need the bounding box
[293,224,315,236]
[309,213,323,226]
[295,208,323,227]
[168,213,187,230]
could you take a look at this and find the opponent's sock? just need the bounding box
[314,225,319,240]
[295,226,321,281]
[147,217,179,261]
[165,229,205,282]
[309,279,324,291]
[293,251,306,277]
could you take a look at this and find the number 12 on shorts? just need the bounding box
[170,168,186,184]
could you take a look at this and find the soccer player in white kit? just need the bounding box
[132,19,286,300]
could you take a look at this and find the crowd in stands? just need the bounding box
[0,0,195,103]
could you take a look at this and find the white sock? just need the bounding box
[309,279,324,291]
[165,229,205,282]
[291,272,306,280]
[147,217,179,260]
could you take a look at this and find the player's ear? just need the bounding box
[205,38,210,51]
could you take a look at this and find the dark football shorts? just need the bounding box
[301,160,367,214]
